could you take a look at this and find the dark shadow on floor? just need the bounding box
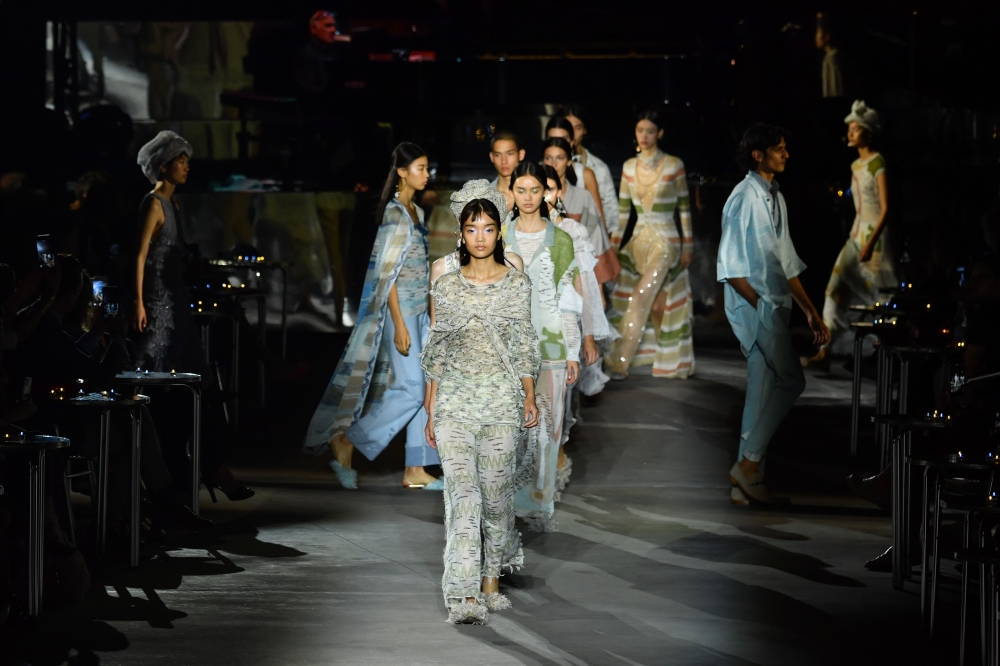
[667,532,864,587]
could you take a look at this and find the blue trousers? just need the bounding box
[346,312,440,467]
[738,306,806,465]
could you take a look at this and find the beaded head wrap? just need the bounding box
[449,179,507,222]
[449,179,509,246]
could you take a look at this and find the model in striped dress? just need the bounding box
[606,110,695,379]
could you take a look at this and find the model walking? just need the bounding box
[542,164,609,496]
[542,137,619,286]
[562,106,622,236]
[304,143,441,489]
[135,131,254,502]
[502,162,581,532]
[718,124,828,505]
[134,131,201,373]
[423,197,540,625]
[607,109,695,379]
[805,100,897,367]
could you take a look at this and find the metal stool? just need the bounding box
[955,543,1000,665]
[0,432,70,616]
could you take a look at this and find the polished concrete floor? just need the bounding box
[5,341,956,665]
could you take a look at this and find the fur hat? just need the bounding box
[844,100,881,134]
[137,131,193,184]
[449,179,508,223]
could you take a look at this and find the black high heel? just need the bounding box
[204,482,254,503]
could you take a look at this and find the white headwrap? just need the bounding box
[137,131,193,184]
[844,100,881,134]
[449,179,508,224]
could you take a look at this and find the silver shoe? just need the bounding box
[446,601,488,625]
[483,592,512,611]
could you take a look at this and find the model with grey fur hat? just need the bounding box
[136,131,193,185]
[804,100,897,368]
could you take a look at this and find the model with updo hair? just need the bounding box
[304,142,441,490]
[606,108,695,379]
[804,100,897,368]
[423,198,540,624]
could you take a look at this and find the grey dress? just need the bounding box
[135,192,200,372]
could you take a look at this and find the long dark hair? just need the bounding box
[509,161,550,219]
[375,142,426,225]
[541,164,563,191]
[542,137,576,186]
[458,199,506,266]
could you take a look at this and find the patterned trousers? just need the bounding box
[437,422,523,604]
[822,237,896,353]
[608,224,694,378]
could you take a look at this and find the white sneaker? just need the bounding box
[729,463,789,506]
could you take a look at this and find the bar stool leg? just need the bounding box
[97,409,111,556]
[130,409,142,568]
[891,435,906,590]
[27,448,44,616]
[258,295,266,408]
[931,481,942,637]
[62,464,76,548]
[903,437,913,581]
[850,331,864,456]
[991,565,998,666]
[960,514,970,665]
[876,347,887,467]
[190,386,202,516]
[921,467,931,624]
[232,314,240,430]
[280,266,288,359]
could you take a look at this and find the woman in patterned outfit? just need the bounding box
[606,109,695,379]
[504,162,582,532]
[423,197,539,625]
[303,143,441,489]
[805,100,897,367]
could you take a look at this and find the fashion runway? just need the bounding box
[14,345,950,665]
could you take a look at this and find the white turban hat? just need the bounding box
[844,100,882,134]
[137,131,193,184]
[449,179,508,223]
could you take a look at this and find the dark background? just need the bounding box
[1,0,998,313]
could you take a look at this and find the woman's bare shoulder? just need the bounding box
[505,251,523,271]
